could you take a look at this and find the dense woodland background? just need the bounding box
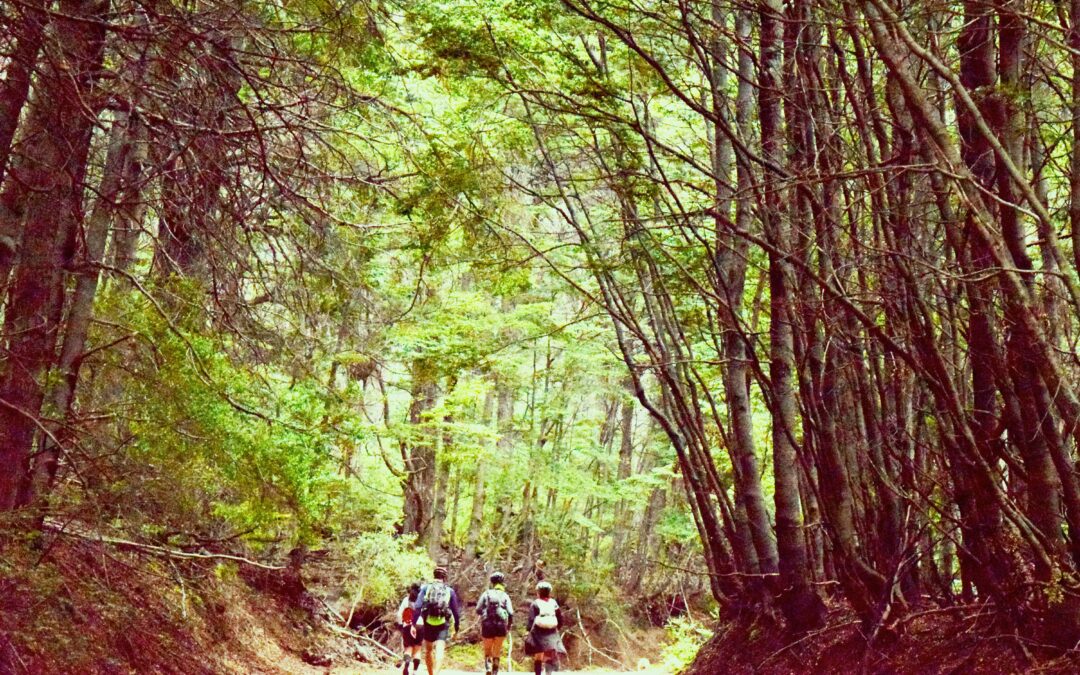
[5,0,1080,669]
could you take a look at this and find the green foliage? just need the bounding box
[86,286,395,548]
[37,0,720,652]
[659,617,713,672]
[339,532,433,606]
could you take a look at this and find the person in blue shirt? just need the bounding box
[411,566,461,675]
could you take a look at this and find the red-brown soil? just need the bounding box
[0,533,373,673]
[686,607,1080,674]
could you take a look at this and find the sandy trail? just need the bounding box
[354,670,670,675]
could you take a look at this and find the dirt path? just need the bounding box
[353,670,670,675]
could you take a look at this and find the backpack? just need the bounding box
[533,598,558,630]
[421,582,452,622]
[482,589,510,629]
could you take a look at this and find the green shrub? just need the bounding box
[338,532,432,606]
[659,617,711,672]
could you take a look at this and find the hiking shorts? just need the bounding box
[421,622,451,643]
[481,621,509,638]
[400,624,422,648]
[482,635,506,657]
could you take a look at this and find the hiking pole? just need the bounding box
[507,632,514,674]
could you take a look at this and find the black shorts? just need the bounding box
[421,622,451,643]
[481,621,509,639]
[400,625,422,648]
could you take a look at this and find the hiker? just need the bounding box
[412,566,461,675]
[524,580,566,675]
[395,582,423,674]
[476,571,514,675]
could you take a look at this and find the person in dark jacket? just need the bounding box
[476,571,514,675]
[525,581,566,675]
[412,566,461,675]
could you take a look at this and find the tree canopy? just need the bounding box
[5,0,1080,661]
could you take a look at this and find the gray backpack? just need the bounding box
[482,589,510,629]
[422,582,453,621]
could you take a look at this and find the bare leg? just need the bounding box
[432,639,446,675]
[424,641,436,675]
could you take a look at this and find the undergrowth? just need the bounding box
[659,617,712,672]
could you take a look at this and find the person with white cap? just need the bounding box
[524,580,566,675]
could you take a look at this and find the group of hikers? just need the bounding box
[393,565,566,675]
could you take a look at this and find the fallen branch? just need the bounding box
[327,624,399,660]
[316,596,398,662]
[648,557,780,579]
[574,608,624,668]
[43,518,285,570]
[600,615,634,657]
[0,632,28,674]
[318,595,347,623]
[758,620,862,667]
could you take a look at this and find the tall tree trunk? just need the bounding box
[611,387,635,563]
[402,360,438,542]
[465,457,485,556]
[466,388,495,558]
[718,2,779,580]
[861,0,1043,623]
[430,458,449,557]
[0,0,109,512]
[0,1,48,187]
[0,1,51,284]
[1070,0,1080,276]
[628,483,665,593]
[995,0,1066,566]
[759,0,825,630]
[23,113,146,506]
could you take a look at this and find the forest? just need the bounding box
[4,0,1080,672]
